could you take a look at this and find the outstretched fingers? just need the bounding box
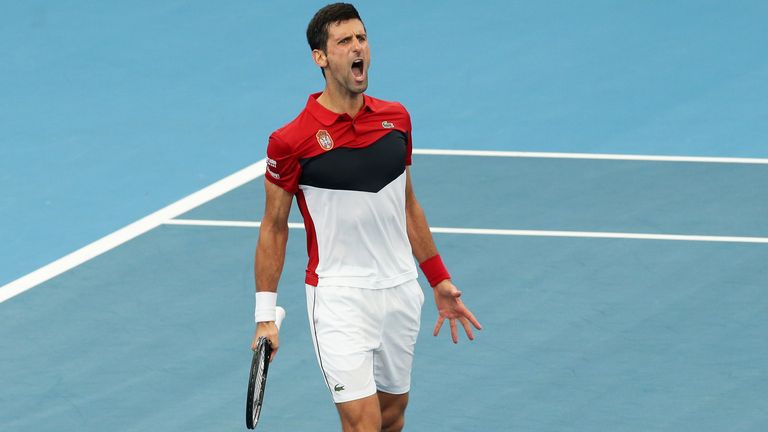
[435,316,476,342]
[457,302,483,330]
[433,288,483,342]
[433,316,445,337]
[460,317,474,340]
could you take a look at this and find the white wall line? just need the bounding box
[164,219,768,244]
[413,148,768,165]
[0,160,268,304]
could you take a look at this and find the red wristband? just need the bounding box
[419,254,451,287]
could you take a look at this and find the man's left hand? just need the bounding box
[432,280,482,343]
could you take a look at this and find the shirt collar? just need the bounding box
[306,92,377,126]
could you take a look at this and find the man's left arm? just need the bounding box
[404,167,482,343]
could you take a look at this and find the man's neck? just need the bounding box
[316,84,364,118]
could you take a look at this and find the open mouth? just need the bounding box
[351,59,364,81]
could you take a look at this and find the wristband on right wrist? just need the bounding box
[419,254,451,287]
[254,291,277,323]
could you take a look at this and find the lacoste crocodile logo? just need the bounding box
[334,384,345,392]
[382,121,394,129]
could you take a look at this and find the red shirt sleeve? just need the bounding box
[265,132,300,194]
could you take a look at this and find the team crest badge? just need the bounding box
[382,121,395,129]
[316,130,334,151]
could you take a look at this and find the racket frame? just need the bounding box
[245,306,284,429]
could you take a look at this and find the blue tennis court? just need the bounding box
[3,151,767,431]
[2,2,767,431]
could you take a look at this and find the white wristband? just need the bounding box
[254,291,277,323]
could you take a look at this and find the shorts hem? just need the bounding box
[376,385,410,395]
[332,388,377,404]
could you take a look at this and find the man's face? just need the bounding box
[314,19,370,95]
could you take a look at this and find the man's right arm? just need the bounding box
[251,178,294,360]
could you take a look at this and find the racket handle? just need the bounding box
[275,306,286,330]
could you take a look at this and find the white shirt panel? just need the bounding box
[300,172,417,289]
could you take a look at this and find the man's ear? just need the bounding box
[312,49,328,68]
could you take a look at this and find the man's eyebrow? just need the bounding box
[335,32,366,42]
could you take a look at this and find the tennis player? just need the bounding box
[252,3,482,431]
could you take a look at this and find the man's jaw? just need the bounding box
[322,58,368,98]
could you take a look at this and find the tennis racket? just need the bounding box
[246,306,286,430]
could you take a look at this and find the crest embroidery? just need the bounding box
[316,130,334,151]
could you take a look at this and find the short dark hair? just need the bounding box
[306,3,364,52]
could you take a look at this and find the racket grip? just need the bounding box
[274,306,286,330]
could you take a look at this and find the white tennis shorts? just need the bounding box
[305,279,425,403]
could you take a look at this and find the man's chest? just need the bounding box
[297,129,408,193]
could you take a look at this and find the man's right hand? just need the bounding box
[252,321,280,362]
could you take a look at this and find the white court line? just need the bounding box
[413,149,768,164]
[165,219,303,229]
[0,160,268,303]
[3,148,765,303]
[164,219,768,244]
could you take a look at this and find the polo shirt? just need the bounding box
[265,92,418,289]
